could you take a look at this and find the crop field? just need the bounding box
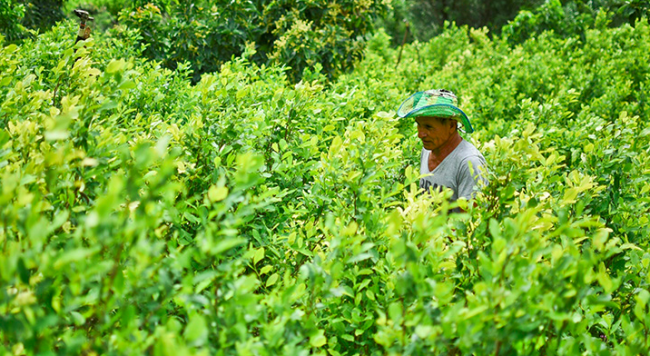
[1,1,650,355]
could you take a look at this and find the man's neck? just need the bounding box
[429,133,463,165]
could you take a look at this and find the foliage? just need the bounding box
[64,0,176,33]
[503,0,595,42]
[1,12,650,356]
[117,0,389,83]
[503,0,650,43]
[19,0,65,33]
[0,0,27,42]
[373,0,415,46]
[1,0,66,42]
[381,0,650,46]
[380,0,545,43]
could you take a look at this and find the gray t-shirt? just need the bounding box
[419,140,487,201]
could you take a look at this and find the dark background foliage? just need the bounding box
[1,0,65,41]
[114,0,389,83]
[380,0,650,45]
[20,0,66,31]
[2,0,649,80]
[378,0,544,44]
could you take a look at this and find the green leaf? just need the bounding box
[98,100,118,113]
[238,275,259,294]
[71,311,85,326]
[0,76,13,86]
[121,305,136,328]
[213,237,246,255]
[208,185,229,202]
[640,127,650,137]
[310,329,327,347]
[415,325,434,339]
[106,59,126,74]
[254,247,265,265]
[597,262,613,293]
[388,302,403,324]
[184,314,208,345]
[113,269,125,295]
[489,219,501,239]
[44,130,69,141]
[54,248,98,270]
[266,273,279,287]
[118,80,136,90]
[260,265,273,275]
[620,243,642,251]
[347,253,373,264]
[462,305,489,320]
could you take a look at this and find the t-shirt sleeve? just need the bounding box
[456,155,488,200]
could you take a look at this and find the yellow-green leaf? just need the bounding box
[310,329,327,347]
[266,273,279,287]
[260,265,273,275]
[254,247,265,265]
[208,185,229,202]
[106,59,126,74]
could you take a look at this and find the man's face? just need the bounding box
[415,116,457,151]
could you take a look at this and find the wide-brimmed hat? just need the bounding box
[397,89,474,133]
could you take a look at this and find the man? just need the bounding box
[397,89,487,203]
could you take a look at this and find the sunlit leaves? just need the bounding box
[1,11,650,356]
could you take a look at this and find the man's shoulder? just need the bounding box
[458,139,483,154]
[455,140,486,163]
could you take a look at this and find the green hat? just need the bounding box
[397,89,474,133]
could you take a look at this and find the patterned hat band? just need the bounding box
[397,89,474,133]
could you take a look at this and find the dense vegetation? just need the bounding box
[1,1,650,355]
[1,0,65,41]
[378,0,650,45]
[117,0,389,82]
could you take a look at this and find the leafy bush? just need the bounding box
[503,0,650,43]
[63,0,176,33]
[381,0,650,47]
[502,0,599,42]
[1,12,649,356]
[1,0,66,42]
[380,0,545,43]
[373,0,415,46]
[117,0,389,83]
[19,0,65,33]
[0,0,27,42]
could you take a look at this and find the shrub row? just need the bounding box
[0,15,649,355]
[117,0,389,83]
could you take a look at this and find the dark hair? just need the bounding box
[437,117,459,131]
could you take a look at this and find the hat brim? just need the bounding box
[399,103,475,134]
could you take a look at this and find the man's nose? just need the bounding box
[417,127,427,138]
